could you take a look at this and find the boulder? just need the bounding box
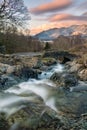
[33,58,57,70]
[65,61,83,73]
[58,90,87,117]
[0,45,6,54]
[64,74,78,88]
[50,73,78,89]
[33,59,44,69]
[78,69,87,81]
[0,63,15,74]
[13,65,38,80]
[50,72,63,86]
[65,60,87,81]
[41,58,57,66]
[0,113,9,130]
[0,75,18,90]
[0,91,62,130]
[0,63,38,90]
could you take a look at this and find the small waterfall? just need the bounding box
[38,63,64,79]
[0,93,30,116]
[1,63,64,116]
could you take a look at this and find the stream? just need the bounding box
[0,63,87,130]
[0,63,64,117]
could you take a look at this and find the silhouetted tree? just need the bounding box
[44,42,50,50]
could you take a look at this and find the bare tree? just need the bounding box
[0,0,30,30]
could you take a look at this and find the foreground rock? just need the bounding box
[0,86,87,130]
[13,65,38,80]
[78,69,87,81]
[50,72,78,89]
[65,60,87,81]
[0,63,38,90]
[0,51,87,130]
[0,63,15,74]
[0,75,18,90]
[0,90,63,130]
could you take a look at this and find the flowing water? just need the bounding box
[1,63,87,130]
[0,63,64,117]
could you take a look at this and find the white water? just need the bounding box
[1,63,64,116]
[39,63,64,79]
[0,92,36,117]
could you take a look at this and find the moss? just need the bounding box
[0,113,9,130]
[41,57,56,66]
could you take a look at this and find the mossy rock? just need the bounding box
[41,57,57,66]
[0,113,10,130]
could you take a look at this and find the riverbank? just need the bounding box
[0,51,87,130]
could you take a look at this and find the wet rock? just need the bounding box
[0,63,16,75]
[50,73,78,89]
[0,46,6,54]
[33,59,44,69]
[78,69,87,81]
[63,74,78,88]
[14,65,38,80]
[0,83,87,130]
[0,52,87,130]
[0,90,62,130]
[41,58,57,66]
[65,60,87,81]
[55,88,87,118]
[2,106,62,130]
[6,88,87,129]
[0,62,38,77]
[0,75,18,90]
[71,84,87,92]
[0,54,39,67]
[0,63,38,90]
[50,73,63,86]
[0,113,9,130]
[65,61,83,73]
[33,58,57,70]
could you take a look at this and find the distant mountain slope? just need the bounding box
[34,25,87,41]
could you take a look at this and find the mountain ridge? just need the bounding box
[34,24,87,41]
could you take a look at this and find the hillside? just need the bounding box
[51,35,87,50]
[34,25,87,41]
[69,43,87,54]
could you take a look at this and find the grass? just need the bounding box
[69,43,87,66]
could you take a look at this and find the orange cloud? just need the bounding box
[49,14,71,22]
[30,0,72,15]
[49,13,87,22]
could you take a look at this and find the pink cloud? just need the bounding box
[49,13,87,22]
[30,0,72,15]
[49,14,71,22]
[30,21,87,35]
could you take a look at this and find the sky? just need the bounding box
[0,0,87,35]
[24,0,87,35]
